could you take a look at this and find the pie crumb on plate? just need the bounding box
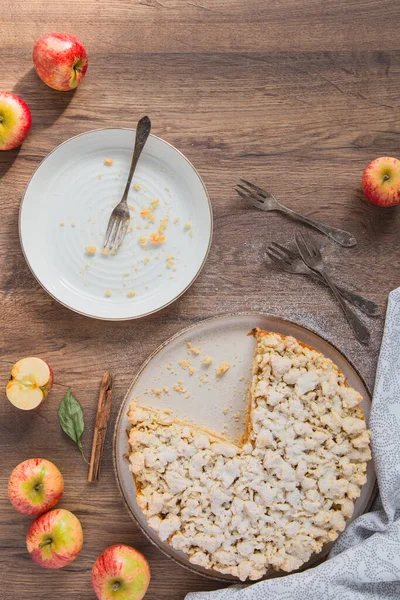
[216,361,231,376]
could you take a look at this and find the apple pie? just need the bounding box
[127,329,371,581]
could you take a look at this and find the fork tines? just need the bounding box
[269,242,297,261]
[240,179,268,197]
[103,213,130,252]
[235,179,266,204]
[266,242,299,272]
[295,230,320,260]
[266,249,287,268]
[266,246,290,267]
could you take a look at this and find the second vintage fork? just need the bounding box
[236,179,357,247]
[295,231,370,344]
[266,242,379,317]
[103,115,151,252]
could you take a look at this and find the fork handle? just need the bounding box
[278,206,357,247]
[308,272,380,316]
[122,116,151,202]
[335,286,379,316]
[321,271,370,344]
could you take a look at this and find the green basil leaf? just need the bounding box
[58,388,88,463]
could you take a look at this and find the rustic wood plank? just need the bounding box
[1,0,400,598]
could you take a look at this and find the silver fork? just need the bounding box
[103,116,151,252]
[295,231,370,344]
[236,179,357,247]
[266,242,380,317]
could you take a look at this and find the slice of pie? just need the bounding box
[127,329,371,581]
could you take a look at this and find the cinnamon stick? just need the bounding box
[88,372,113,482]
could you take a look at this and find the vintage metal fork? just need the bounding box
[266,242,379,316]
[236,179,357,247]
[295,231,370,344]
[103,116,151,252]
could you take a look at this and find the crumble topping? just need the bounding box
[186,342,201,356]
[202,356,214,366]
[173,380,187,395]
[216,361,231,376]
[149,233,165,244]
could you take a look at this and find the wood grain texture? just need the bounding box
[1,0,400,598]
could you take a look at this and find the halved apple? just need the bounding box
[6,357,53,410]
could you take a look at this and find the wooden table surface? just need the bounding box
[1,1,400,598]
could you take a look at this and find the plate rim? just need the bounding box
[18,127,213,321]
[113,311,377,582]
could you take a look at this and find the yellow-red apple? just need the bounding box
[8,459,64,515]
[362,157,400,207]
[92,544,151,600]
[26,508,83,569]
[33,32,88,91]
[6,357,53,410]
[0,91,32,151]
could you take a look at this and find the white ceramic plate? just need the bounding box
[114,313,376,582]
[19,128,212,320]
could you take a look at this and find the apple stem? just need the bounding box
[0,116,3,123]
[38,539,52,548]
[112,582,120,592]
[74,66,82,73]
[34,483,44,492]
[383,174,390,181]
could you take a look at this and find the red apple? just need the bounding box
[92,544,151,600]
[6,357,53,410]
[26,508,83,569]
[362,156,400,207]
[33,32,88,91]
[8,458,64,515]
[0,91,32,151]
